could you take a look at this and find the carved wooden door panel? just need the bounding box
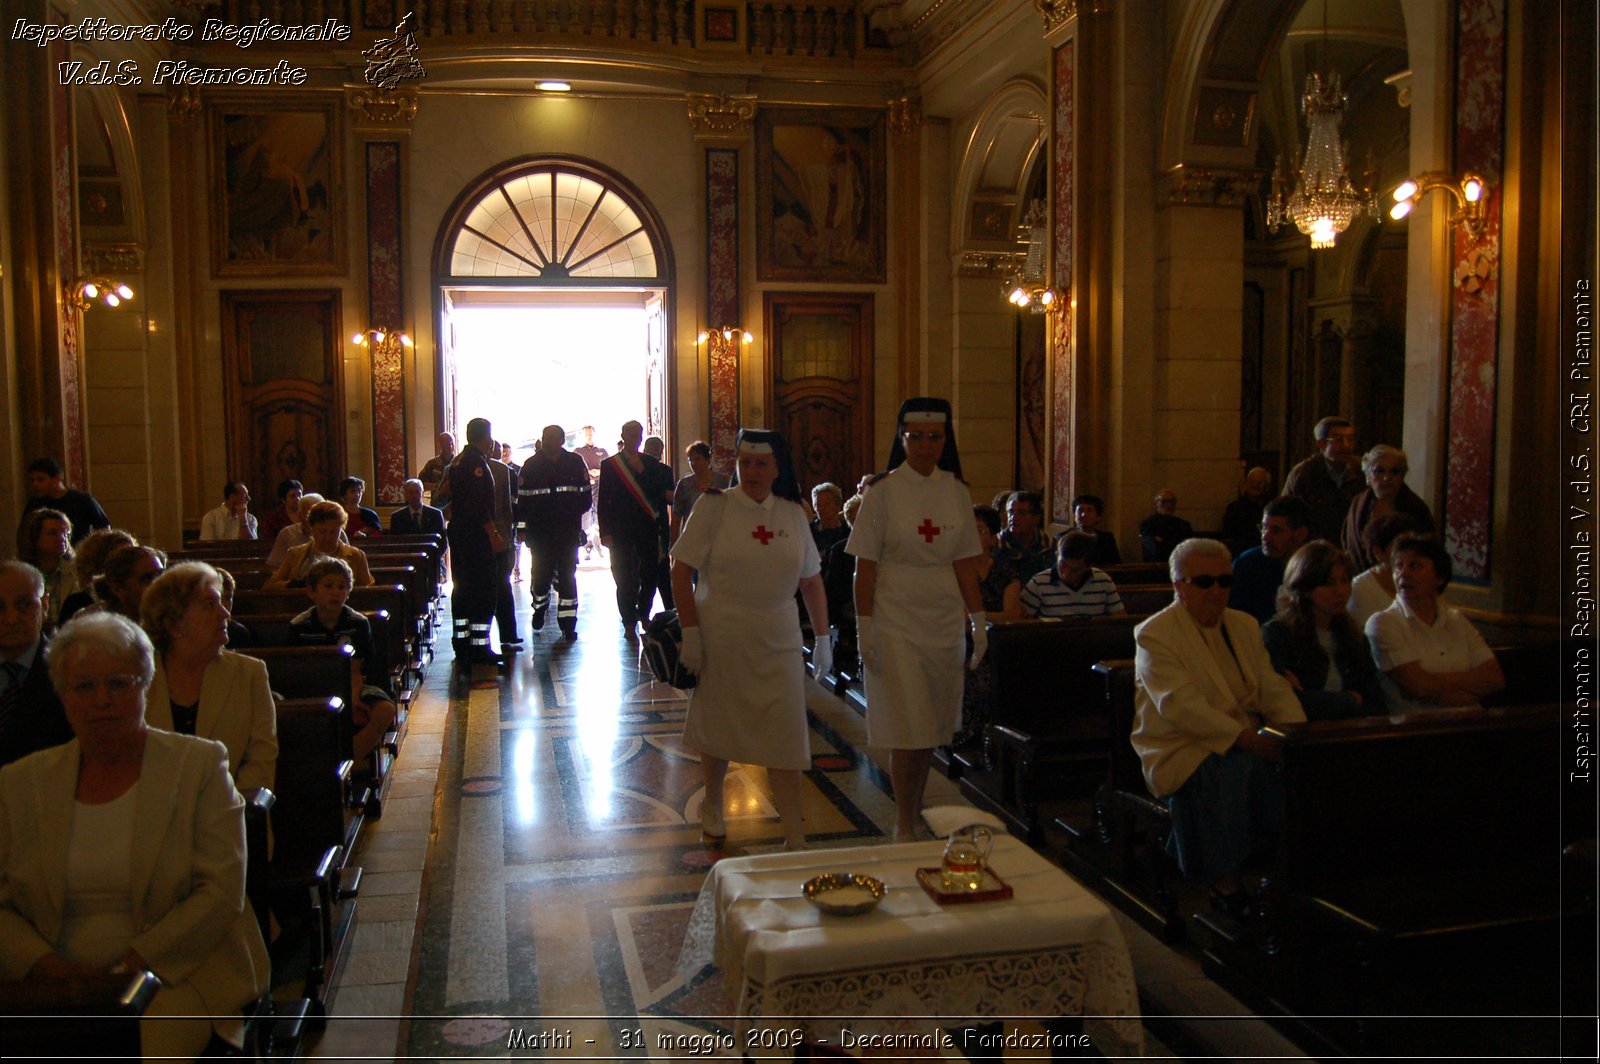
[221,290,347,500]
[765,293,873,497]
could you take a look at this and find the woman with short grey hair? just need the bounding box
[1341,444,1434,570]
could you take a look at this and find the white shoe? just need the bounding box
[701,803,726,839]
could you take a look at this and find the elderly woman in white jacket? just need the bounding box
[1131,538,1305,917]
[0,612,269,1059]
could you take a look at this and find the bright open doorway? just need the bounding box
[440,288,668,467]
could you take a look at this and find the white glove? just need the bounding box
[811,629,835,681]
[857,616,881,672]
[680,625,703,674]
[967,611,989,670]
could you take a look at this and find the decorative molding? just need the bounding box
[1157,166,1257,208]
[82,243,143,275]
[958,250,1027,278]
[688,93,757,139]
[166,85,201,125]
[887,95,921,137]
[1035,0,1077,33]
[346,88,419,130]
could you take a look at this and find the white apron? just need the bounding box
[846,466,980,748]
[675,490,821,770]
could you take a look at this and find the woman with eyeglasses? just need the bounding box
[1261,541,1386,720]
[672,429,830,850]
[88,544,167,623]
[1131,538,1304,917]
[847,398,986,842]
[1340,444,1434,571]
[0,612,269,1059]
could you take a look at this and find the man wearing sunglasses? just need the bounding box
[1130,538,1304,918]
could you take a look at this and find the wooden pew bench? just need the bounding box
[235,608,414,711]
[954,615,1143,840]
[240,644,396,815]
[265,696,364,1012]
[1195,703,1570,1056]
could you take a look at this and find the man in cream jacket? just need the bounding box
[1132,538,1305,915]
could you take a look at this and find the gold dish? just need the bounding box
[803,872,886,916]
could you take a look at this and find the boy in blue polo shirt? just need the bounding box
[288,556,398,762]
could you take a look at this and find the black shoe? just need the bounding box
[530,609,547,629]
[560,627,578,641]
[1209,888,1254,920]
[501,638,524,653]
[622,621,638,643]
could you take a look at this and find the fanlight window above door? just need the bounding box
[447,166,660,281]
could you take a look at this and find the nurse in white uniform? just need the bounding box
[847,398,987,841]
[671,429,832,850]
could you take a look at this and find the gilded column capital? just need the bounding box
[1035,0,1077,33]
[346,88,420,131]
[82,243,143,275]
[958,250,1027,279]
[166,86,201,125]
[688,93,757,140]
[1157,166,1257,208]
[887,96,921,137]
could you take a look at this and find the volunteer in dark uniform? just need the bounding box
[596,420,659,641]
[518,424,592,639]
[447,418,507,666]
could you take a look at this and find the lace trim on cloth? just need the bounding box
[677,886,1143,1056]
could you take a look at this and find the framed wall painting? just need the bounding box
[209,99,344,276]
[755,107,886,284]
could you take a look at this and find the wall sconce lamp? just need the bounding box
[1389,172,1488,235]
[66,275,134,310]
[1005,281,1061,310]
[697,325,753,347]
[1002,200,1061,312]
[351,326,414,350]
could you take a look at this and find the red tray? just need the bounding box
[915,866,1015,904]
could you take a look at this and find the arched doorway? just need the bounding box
[432,157,675,459]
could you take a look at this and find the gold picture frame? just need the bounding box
[210,98,345,277]
[755,107,886,284]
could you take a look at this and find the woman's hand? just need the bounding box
[857,616,880,671]
[680,626,703,674]
[811,630,834,681]
[967,611,989,670]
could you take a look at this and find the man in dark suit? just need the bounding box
[0,561,72,767]
[389,477,447,536]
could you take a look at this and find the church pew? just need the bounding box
[1195,703,1569,1056]
[954,615,1143,840]
[0,970,160,1058]
[267,697,363,1014]
[1052,658,1187,942]
[234,608,414,710]
[232,584,423,674]
[1102,562,1169,585]
[239,644,395,816]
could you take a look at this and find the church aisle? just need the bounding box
[308,560,1299,1061]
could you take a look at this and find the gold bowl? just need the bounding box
[803,872,886,916]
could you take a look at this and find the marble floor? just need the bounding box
[306,559,1306,1061]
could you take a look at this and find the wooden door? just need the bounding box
[765,293,873,496]
[221,290,347,500]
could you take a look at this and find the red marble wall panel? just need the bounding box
[1050,39,1075,519]
[706,148,740,470]
[366,141,407,504]
[1444,0,1505,580]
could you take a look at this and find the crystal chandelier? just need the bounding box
[1266,5,1376,250]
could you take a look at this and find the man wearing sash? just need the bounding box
[597,420,660,640]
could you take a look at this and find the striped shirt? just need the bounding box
[1021,567,1125,618]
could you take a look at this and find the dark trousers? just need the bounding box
[652,537,674,610]
[493,548,517,642]
[529,536,580,633]
[448,529,499,661]
[608,532,658,627]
